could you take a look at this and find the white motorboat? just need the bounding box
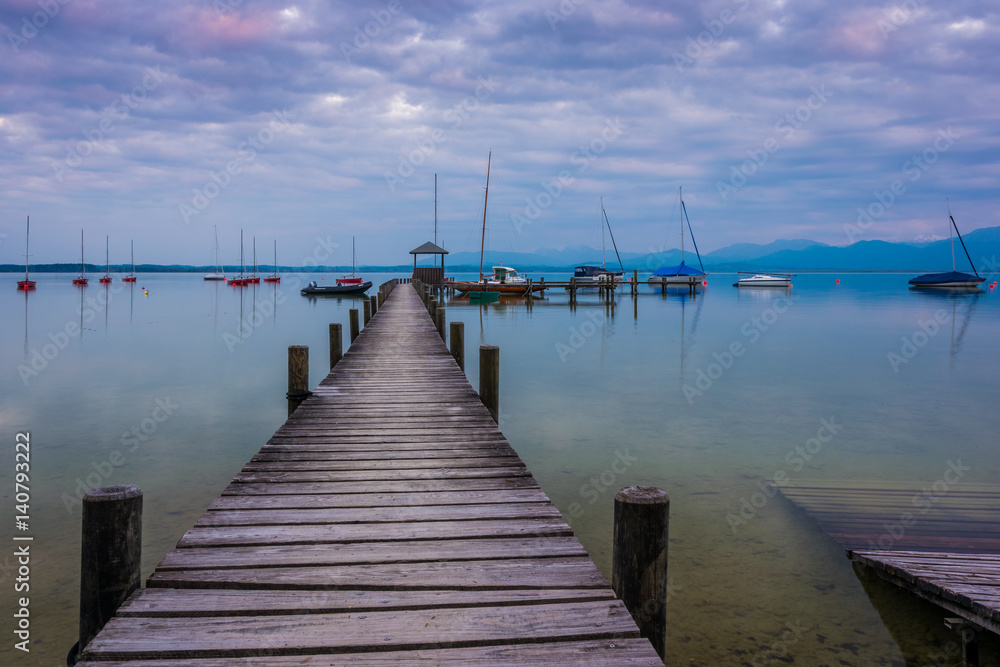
[734,272,794,287]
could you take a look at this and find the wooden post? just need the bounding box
[429,297,438,324]
[287,345,310,415]
[370,294,378,317]
[77,484,142,657]
[363,299,371,325]
[450,321,465,371]
[349,309,359,343]
[329,323,342,369]
[633,269,638,296]
[479,345,499,423]
[613,486,669,661]
[435,306,446,341]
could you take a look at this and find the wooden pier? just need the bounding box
[76,283,662,664]
[779,479,1000,663]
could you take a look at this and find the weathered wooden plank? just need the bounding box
[77,638,662,665]
[115,586,616,615]
[222,477,541,496]
[81,600,638,659]
[208,488,552,510]
[177,518,574,547]
[240,457,523,472]
[230,467,531,484]
[157,536,589,570]
[195,502,560,526]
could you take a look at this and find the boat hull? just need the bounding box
[122,276,136,282]
[301,281,372,295]
[17,280,36,290]
[204,273,226,281]
[735,279,791,287]
[908,271,985,288]
[453,281,544,295]
[264,277,280,283]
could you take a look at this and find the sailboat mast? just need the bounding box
[105,235,109,275]
[241,229,245,275]
[679,186,685,262]
[434,173,438,269]
[352,236,356,276]
[479,151,491,281]
[947,198,956,271]
[81,229,85,275]
[24,216,30,280]
[601,198,606,269]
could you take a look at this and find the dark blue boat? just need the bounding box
[909,203,984,288]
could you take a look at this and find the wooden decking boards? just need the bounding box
[780,480,1000,640]
[77,284,662,665]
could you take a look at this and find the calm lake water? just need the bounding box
[1,271,998,665]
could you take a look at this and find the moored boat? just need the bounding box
[99,236,113,283]
[574,198,625,285]
[909,202,985,289]
[264,240,280,283]
[336,237,366,287]
[734,272,794,288]
[204,226,226,280]
[73,229,88,285]
[17,216,36,290]
[122,240,137,282]
[648,187,708,287]
[228,230,248,286]
[301,280,372,295]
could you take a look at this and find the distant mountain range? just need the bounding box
[5,227,998,274]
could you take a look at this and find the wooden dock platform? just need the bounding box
[77,283,662,665]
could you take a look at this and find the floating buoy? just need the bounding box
[702,280,707,286]
[143,289,148,296]
[836,278,840,283]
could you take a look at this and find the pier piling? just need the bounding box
[76,484,143,660]
[370,294,378,318]
[479,345,499,423]
[329,323,342,370]
[286,345,310,415]
[349,309,359,343]
[435,306,446,341]
[450,321,465,371]
[613,485,669,660]
[363,299,372,325]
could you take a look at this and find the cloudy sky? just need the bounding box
[1,0,998,266]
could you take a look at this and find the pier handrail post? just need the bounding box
[76,484,143,659]
[287,345,310,415]
[450,321,465,370]
[349,309,360,343]
[363,299,372,325]
[435,306,446,341]
[370,294,378,317]
[612,485,669,661]
[329,323,343,369]
[479,345,499,423]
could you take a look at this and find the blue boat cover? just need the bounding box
[908,271,983,285]
[652,261,706,277]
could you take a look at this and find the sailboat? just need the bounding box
[264,240,280,283]
[122,241,137,282]
[301,237,371,294]
[247,237,260,284]
[99,236,113,283]
[337,237,365,286]
[228,230,248,286]
[909,201,986,288]
[73,230,88,285]
[574,198,625,285]
[649,187,708,287]
[204,226,225,280]
[17,216,36,290]
[453,152,544,297]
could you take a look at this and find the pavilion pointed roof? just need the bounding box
[409,241,449,255]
